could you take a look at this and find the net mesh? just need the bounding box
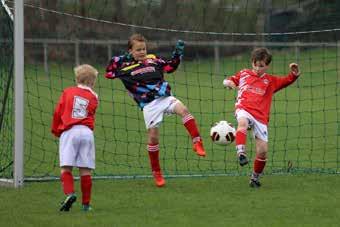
[0,0,14,179]
[1,0,340,180]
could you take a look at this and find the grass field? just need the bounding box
[1,175,340,227]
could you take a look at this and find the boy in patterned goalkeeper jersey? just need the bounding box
[105,34,206,187]
[52,64,99,211]
[223,48,301,187]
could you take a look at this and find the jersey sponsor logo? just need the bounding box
[247,86,266,95]
[72,96,89,119]
[131,66,156,76]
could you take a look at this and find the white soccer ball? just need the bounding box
[210,120,236,145]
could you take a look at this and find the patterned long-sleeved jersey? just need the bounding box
[105,54,180,109]
[227,69,298,125]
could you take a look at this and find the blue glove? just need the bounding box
[122,52,133,62]
[173,40,185,57]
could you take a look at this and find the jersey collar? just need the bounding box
[77,84,98,99]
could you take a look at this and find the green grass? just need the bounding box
[1,175,340,227]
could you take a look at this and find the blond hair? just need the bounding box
[74,64,98,87]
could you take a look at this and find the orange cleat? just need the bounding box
[193,140,206,157]
[152,171,166,187]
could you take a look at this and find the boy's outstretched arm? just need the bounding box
[163,40,184,73]
[289,63,301,76]
[105,54,131,79]
[273,63,301,92]
[223,79,237,89]
[223,72,240,89]
[172,40,185,58]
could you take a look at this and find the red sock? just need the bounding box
[254,155,267,174]
[235,129,247,145]
[182,114,200,142]
[235,129,247,154]
[148,143,160,172]
[60,171,74,195]
[81,175,92,205]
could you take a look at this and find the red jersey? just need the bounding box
[227,69,298,125]
[51,85,99,137]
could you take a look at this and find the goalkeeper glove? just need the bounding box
[122,52,133,62]
[173,40,185,57]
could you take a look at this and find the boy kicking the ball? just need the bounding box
[223,48,301,187]
[51,64,99,211]
[105,34,206,187]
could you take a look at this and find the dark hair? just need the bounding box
[128,33,147,49]
[251,48,272,65]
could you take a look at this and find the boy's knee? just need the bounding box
[256,144,268,158]
[148,129,159,144]
[181,108,189,116]
[177,106,189,116]
[149,137,159,144]
[173,101,188,116]
[256,151,267,159]
[61,166,73,173]
[79,168,92,176]
[237,118,249,130]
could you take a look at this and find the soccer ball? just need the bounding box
[210,120,236,145]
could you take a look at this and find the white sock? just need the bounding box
[236,145,246,155]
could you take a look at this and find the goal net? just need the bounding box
[1,0,339,182]
[0,0,14,182]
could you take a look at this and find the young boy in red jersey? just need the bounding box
[105,34,206,187]
[52,64,99,211]
[223,48,301,187]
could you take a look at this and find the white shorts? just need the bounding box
[59,125,95,169]
[143,96,180,129]
[235,109,268,142]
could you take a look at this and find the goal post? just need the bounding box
[14,0,24,188]
[0,0,24,187]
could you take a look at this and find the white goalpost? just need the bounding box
[13,0,24,188]
[0,0,24,188]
